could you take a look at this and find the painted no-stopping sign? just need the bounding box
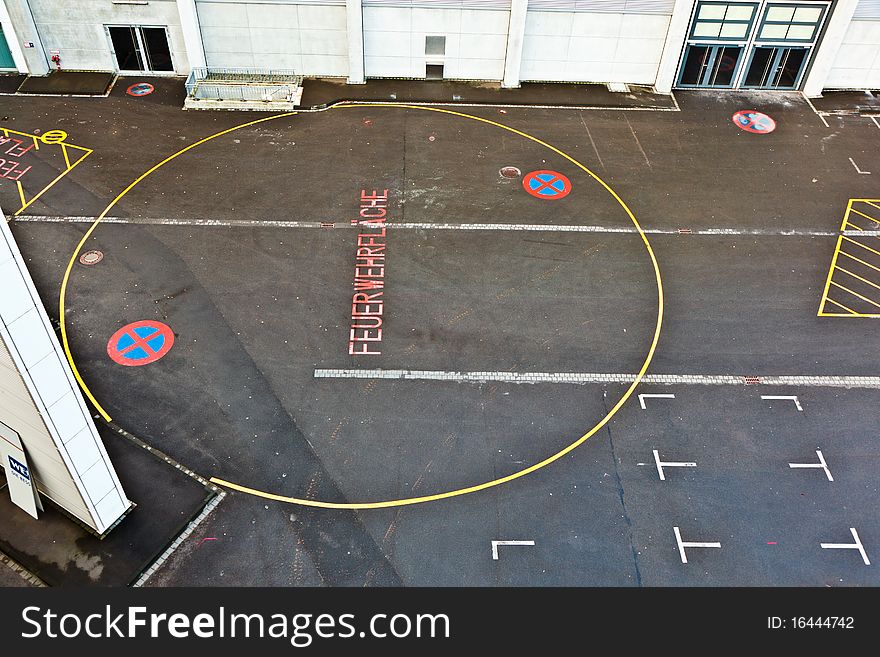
[107,320,174,366]
[523,170,572,200]
[126,82,155,97]
[732,110,776,134]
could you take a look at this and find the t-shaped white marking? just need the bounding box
[674,526,721,564]
[653,450,696,481]
[789,449,833,481]
[821,528,870,565]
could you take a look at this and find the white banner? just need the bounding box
[0,421,42,520]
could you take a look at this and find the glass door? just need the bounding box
[141,27,173,72]
[109,26,144,71]
[108,26,174,73]
[676,1,828,90]
[742,46,808,89]
[678,44,744,88]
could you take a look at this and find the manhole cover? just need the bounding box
[79,250,104,266]
[500,166,521,179]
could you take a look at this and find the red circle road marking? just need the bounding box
[126,82,155,97]
[731,110,776,134]
[107,320,174,366]
[523,170,572,200]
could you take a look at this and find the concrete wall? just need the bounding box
[825,19,880,88]
[363,6,510,80]
[197,1,349,74]
[3,0,49,74]
[26,0,189,73]
[520,10,672,84]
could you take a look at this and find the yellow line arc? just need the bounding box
[60,105,664,510]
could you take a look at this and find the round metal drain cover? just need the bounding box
[500,166,521,179]
[79,250,104,266]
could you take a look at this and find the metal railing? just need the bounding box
[185,67,303,103]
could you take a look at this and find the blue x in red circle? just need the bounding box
[523,170,572,200]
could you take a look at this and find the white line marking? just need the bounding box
[653,450,696,481]
[11,215,845,237]
[301,99,680,113]
[625,116,652,170]
[821,528,870,565]
[673,526,721,564]
[639,393,675,409]
[801,94,830,128]
[789,450,833,482]
[761,395,803,411]
[491,540,535,560]
[578,111,605,170]
[872,116,880,131]
[849,157,871,175]
[315,369,880,389]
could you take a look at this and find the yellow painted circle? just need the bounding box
[59,104,664,510]
[39,130,68,145]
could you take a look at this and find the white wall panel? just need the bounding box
[197,1,349,75]
[521,10,670,84]
[825,19,880,88]
[363,6,508,79]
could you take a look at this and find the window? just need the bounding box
[690,2,758,41]
[425,36,446,56]
[756,3,826,42]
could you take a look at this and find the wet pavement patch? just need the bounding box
[0,423,213,586]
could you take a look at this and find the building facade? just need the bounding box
[0,0,876,94]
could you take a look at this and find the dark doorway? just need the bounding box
[109,26,142,71]
[426,64,444,80]
[108,25,173,73]
[678,44,743,88]
[142,27,173,72]
[743,46,808,89]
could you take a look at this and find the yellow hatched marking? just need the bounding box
[818,199,880,318]
[839,250,880,273]
[15,180,25,208]
[850,208,880,226]
[823,297,859,315]
[835,265,880,291]
[818,235,845,316]
[842,235,880,258]
[830,280,880,309]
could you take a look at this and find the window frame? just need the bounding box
[754,2,828,44]
[688,1,760,43]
